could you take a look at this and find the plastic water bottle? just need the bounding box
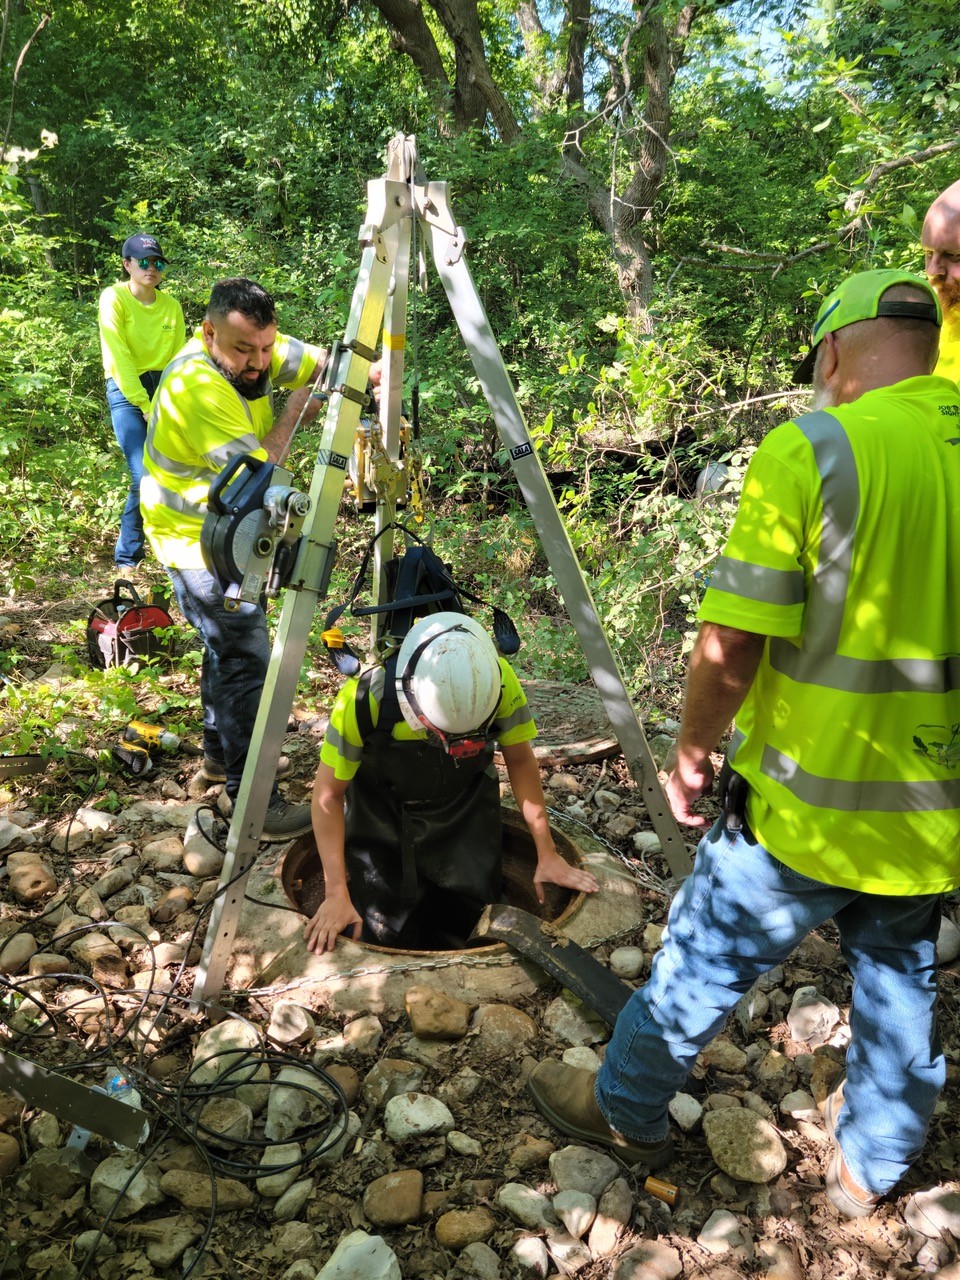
[103,1071,150,1147]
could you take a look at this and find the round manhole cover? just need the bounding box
[508,679,621,765]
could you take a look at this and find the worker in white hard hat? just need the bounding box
[305,611,599,951]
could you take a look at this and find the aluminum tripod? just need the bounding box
[190,134,690,1010]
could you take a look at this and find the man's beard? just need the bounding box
[933,275,960,318]
[809,346,837,411]
[211,355,270,400]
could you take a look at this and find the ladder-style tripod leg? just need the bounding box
[421,183,692,880]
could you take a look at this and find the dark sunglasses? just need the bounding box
[135,257,167,271]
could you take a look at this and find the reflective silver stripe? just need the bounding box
[708,555,805,606]
[207,436,261,468]
[769,643,960,694]
[326,723,363,763]
[496,703,533,734]
[140,474,206,520]
[277,337,306,383]
[760,744,960,812]
[144,438,201,480]
[794,409,858,652]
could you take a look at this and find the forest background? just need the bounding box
[1,0,959,765]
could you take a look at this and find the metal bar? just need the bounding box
[0,1051,147,1148]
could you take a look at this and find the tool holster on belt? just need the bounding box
[717,758,749,833]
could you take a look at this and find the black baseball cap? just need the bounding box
[122,233,167,261]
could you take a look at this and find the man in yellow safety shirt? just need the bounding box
[142,277,325,841]
[922,179,960,383]
[527,269,960,1221]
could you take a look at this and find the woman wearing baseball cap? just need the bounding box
[98,233,185,571]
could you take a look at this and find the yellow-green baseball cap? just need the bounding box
[795,269,941,384]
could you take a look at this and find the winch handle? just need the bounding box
[207,453,265,516]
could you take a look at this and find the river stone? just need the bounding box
[700,1036,748,1074]
[197,1096,253,1147]
[697,1208,749,1254]
[272,1221,317,1260]
[542,992,607,1046]
[455,1242,501,1279]
[142,1217,203,1268]
[609,947,645,979]
[703,1108,787,1184]
[159,1169,256,1212]
[273,1177,314,1222]
[256,1142,303,1198]
[903,1186,960,1238]
[497,1182,559,1231]
[786,986,840,1047]
[90,1152,165,1219]
[434,1207,497,1249]
[269,1001,316,1045]
[437,1065,482,1104]
[549,1145,620,1199]
[405,985,473,1039]
[343,1014,383,1053]
[668,1092,703,1132]
[0,931,38,974]
[363,1058,425,1109]
[612,1240,682,1280]
[446,1129,482,1157]
[0,1131,21,1176]
[191,1019,263,1086]
[937,916,960,965]
[317,1230,402,1280]
[553,1188,597,1239]
[18,1148,87,1198]
[362,1169,423,1226]
[508,1235,550,1279]
[588,1176,633,1258]
[7,853,58,903]
[755,1048,796,1097]
[383,1092,454,1141]
[471,1004,539,1057]
[265,1065,336,1141]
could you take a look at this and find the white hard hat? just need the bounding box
[396,612,501,739]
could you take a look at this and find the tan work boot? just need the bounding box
[527,1061,673,1170]
[822,1076,882,1218]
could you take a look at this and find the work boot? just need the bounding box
[220,794,312,843]
[822,1076,882,1218]
[200,756,292,784]
[526,1061,673,1170]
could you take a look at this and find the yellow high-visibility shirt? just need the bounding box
[700,375,960,895]
[98,283,185,412]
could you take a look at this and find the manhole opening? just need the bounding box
[280,808,585,955]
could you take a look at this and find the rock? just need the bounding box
[343,1014,383,1053]
[435,1207,497,1250]
[405,985,473,1039]
[91,866,136,899]
[697,1208,750,1254]
[937,916,960,965]
[547,772,581,793]
[668,1092,703,1133]
[755,1239,803,1280]
[507,1234,550,1279]
[153,884,196,922]
[197,1096,254,1147]
[754,1048,796,1097]
[594,789,621,812]
[314,1111,361,1169]
[447,1130,483,1157]
[325,1063,361,1107]
[7,852,57,903]
[159,1169,256,1212]
[903,1185,960,1239]
[497,1182,559,1231]
[704,1092,740,1111]
[266,1066,339,1141]
[27,950,69,977]
[612,1240,682,1280]
[552,1188,596,1239]
[703,1109,788,1184]
[0,817,29,851]
[588,1176,633,1258]
[0,931,37,974]
[471,1004,539,1057]
[362,1169,423,1226]
[272,1221,317,1259]
[74,887,108,920]
[69,931,123,966]
[90,1152,165,1219]
[609,947,645,980]
[256,1142,303,1198]
[140,1216,203,1268]
[317,1230,402,1280]
[646,734,676,768]
[17,1148,87,1198]
[141,836,186,871]
[734,984,770,1034]
[779,1089,818,1121]
[549,1145,619,1199]
[454,1241,501,1279]
[0,1131,21,1176]
[273,1178,314,1222]
[633,832,663,856]
[383,1092,454,1141]
[541,992,607,1047]
[507,1134,554,1173]
[269,1001,316,1045]
[700,1036,748,1074]
[562,1046,602,1072]
[786,986,840,1047]
[438,1065,482,1104]
[27,1111,60,1149]
[191,1019,263,1086]
[363,1059,425,1110]
[606,813,638,838]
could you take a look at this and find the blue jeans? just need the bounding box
[166,567,278,803]
[107,372,160,567]
[596,821,943,1195]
